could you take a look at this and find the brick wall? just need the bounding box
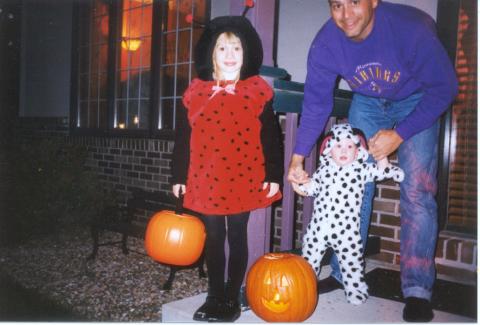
[77,136,174,225]
[14,117,176,226]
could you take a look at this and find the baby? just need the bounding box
[300,123,404,305]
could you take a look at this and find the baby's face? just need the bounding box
[330,138,358,166]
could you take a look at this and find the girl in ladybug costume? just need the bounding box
[172,15,283,322]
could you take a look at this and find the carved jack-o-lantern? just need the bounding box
[246,253,318,322]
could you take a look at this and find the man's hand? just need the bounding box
[287,154,309,196]
[368,130,403,161]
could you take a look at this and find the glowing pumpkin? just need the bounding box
[144,210,206,266]
[246,253,318,322]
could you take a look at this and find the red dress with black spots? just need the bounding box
[182,75,282,215]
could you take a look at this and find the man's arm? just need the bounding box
[294,38,339,157]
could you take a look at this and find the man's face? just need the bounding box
[329,0,378,42]
[330,138,358,167]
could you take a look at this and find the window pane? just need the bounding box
[161,65,175,97]
[88,101,99,128]
[176,63,190,96]
[157,0,206,131]
[178,30,191,63]
[78,101,88,127]
[160,99,174,130]
[76,0,109,129]
[115,100,127,129]
[115,0,153,130]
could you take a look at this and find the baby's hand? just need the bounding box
[376,157,390,169]
[294,179,311,197]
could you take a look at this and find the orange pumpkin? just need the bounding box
[144,210,206,266]
[246,253,318,322]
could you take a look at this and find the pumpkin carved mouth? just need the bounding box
[261,296,290,313]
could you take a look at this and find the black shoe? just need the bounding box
[317,276,343,294]
[193,296,224,322]
[402,297,434,322]
[219,300,241,322]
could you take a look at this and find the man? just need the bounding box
[288,0,458,322]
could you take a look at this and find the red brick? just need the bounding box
[373,199,397,214]
[460,241,475,264]
[379,213,400,227]
[378,178,397,186]
[369,251,395,264]
[370,225,395,238]
[445,239,461,261]
[381,239,400,253]
[394,254,400,265]
[381,188,401,200]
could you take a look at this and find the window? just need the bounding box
[72,0,208,133]
[76,0,110,129]
[445,1,477,233]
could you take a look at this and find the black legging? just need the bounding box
[200,212,250,301]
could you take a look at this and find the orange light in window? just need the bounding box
[121,38,142,51]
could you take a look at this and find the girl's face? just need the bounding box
[213,32,243,81]
[330,138,358,166]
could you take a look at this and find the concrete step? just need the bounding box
[162,264,476,323]
[162,290,475,323]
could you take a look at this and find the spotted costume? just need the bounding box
[300,124,404,305]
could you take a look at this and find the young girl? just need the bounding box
[297,123,404,305]
[171,16,283,322]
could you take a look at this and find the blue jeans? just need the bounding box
[329,92,439,301]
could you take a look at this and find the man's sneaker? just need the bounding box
[317,276,343,294]
[402,297,434,322]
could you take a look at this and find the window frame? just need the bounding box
[436,0,477,236]
[70,0,210,139]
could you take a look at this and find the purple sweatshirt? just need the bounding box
[295,1,458,156]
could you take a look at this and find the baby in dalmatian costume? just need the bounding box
[300,123,404,305]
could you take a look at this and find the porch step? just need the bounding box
[162,286,474,323]
[162,265,475,323]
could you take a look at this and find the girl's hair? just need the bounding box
[212,32,242,82]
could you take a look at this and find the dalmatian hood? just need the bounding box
[321,123,369,163]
